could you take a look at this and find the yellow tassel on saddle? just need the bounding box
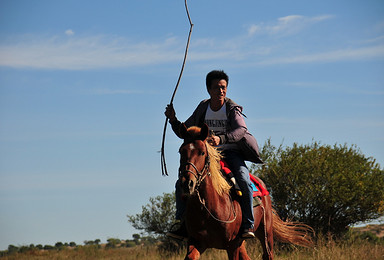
[230,177,242,196]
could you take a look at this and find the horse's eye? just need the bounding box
[200,152,205,156]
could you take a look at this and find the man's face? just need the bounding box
[208,79,227,104]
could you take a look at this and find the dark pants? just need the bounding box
[175,179,185,220]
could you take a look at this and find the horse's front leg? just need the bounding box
[227,240,250,260]
[185,242,206,260]
[238,240,251,260]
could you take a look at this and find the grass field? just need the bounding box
[1,239,383,260]
[2,225,384,259]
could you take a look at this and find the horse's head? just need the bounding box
[178,123,210,196]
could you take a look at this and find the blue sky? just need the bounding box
[0,0,383,249]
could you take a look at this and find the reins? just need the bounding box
[196,190,237,224]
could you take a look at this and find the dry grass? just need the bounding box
[353,224,384,238]
[271,241,384,260]
[1,239,383,260]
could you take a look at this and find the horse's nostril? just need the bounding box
[186,179,195,194]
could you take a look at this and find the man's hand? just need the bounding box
[207,136,220,146]
[164,104,177,122]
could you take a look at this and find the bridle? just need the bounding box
[178,143,211,190]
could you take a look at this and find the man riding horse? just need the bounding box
[165,70,263,239]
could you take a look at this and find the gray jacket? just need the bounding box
[170,97,263,164]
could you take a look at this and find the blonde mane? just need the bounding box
[205,142,232,196]
[185,126,231,196]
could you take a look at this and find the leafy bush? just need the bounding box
[125,241,137,247]
[127,192,176,237]
[253,139,384,236]
[7,245,18,254]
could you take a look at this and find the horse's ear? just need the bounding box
[199,123,209,141]
[179,123,189,139]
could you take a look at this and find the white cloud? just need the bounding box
[248,14,333,36]
[248,24,261,36]
[0,22,382,71]
[65,29,75,36]
[254,45,384,65]
[0,35,184,70]
[360,35,384,44]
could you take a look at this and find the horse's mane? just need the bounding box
[206,144,232,196]
[187,126,231,196]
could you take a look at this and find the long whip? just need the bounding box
[161,0,193,176]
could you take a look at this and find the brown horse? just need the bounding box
[178,124,313,260]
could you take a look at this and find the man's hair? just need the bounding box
[206,70,229,90]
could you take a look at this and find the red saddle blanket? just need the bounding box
[220,160,269,197]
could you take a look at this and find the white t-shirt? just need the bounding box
[204,104,227,135]
[204,104,238,151]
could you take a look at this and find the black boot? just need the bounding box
[166,221,188,240]
[241,228,255,239]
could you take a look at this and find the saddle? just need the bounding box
[220,160,269,206]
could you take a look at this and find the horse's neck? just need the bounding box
[195,175,236,223]
[199,176,221,201]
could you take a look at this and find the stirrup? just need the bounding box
[241,228,255,239]
[166,222,188,241]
